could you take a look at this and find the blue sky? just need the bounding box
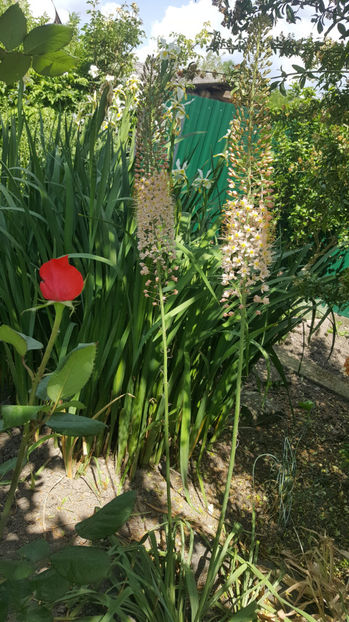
[28,0,328,75]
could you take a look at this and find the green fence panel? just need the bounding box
[174,94,235,211]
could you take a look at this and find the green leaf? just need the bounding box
[292,64,305,73]
[47,343,97,402]
[33,50,76,77]
[18,333,43,351]
[0,50,31,84]
[230,601,258,621]
[55,400,86,411]
[337,22,346,36]
[51,546,110,585]
[0,559,33,580]
[23,24,73,55]
[0,4,27,50]
[19,539,50,563]
[46,412,107,437]
[36,375,51,401]
[286,5,296,23]
[0,324,27,356]
[1,405,48,429]
[75,491,136,540]
[32,568,71,602]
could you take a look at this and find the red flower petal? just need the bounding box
[39,256,84,301]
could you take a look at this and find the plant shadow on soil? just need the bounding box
[0,315,348,596]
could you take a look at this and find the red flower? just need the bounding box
[39,256,84,301]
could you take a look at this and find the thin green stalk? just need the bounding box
[158,277,175,606]
[29,303,65,405]
[0,303,65,539]
[195,294,247,621]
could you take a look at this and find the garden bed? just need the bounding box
[0,314,348,618]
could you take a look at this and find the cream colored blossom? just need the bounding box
[135,168,176,274]
[221,197,274,303]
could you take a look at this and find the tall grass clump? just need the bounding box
[0,51,345,482]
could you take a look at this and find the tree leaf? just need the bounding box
[0,51,31,84]
[47,343,96,401]
[337,22,346,36]
[45,412,107,436]
[50,546,110,585]
[0,324,27,356]
[75,491,137,539]
[0,4,27,50]
[286,5,296,23]
[23,24,73,55]
[292,64,305,73]
[1,405,48,430]
[33,50,76,77]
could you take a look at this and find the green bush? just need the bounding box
[271,87,349,252]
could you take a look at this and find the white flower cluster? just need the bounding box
[101,75,140,130]
[172,159,188,185]
[221,197,273,312]
[192,168,213,192]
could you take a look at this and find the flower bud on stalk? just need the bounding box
[134,54,177,299]
[220,18,276,312]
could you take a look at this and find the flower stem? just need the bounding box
[0,303,65,540]
[29,303,65,406]
[158,278,175,605]
[195,296,246,621]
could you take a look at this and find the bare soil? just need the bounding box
[0,313,348,576]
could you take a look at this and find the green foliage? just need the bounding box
[0,404,48,430]
[0,70,90,116]
[79,0,144,78]
[0,4,76,84]
[0,495,305,622]
[271,86,349,252]
[209,0,349,92]
[0,298,100,536]
[45,412,107,436]
[46,342,97,402]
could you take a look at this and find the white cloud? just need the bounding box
[29,0,69,23]
[100,2,121,17]
[137,0,232,62]
[135,0,321,77]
